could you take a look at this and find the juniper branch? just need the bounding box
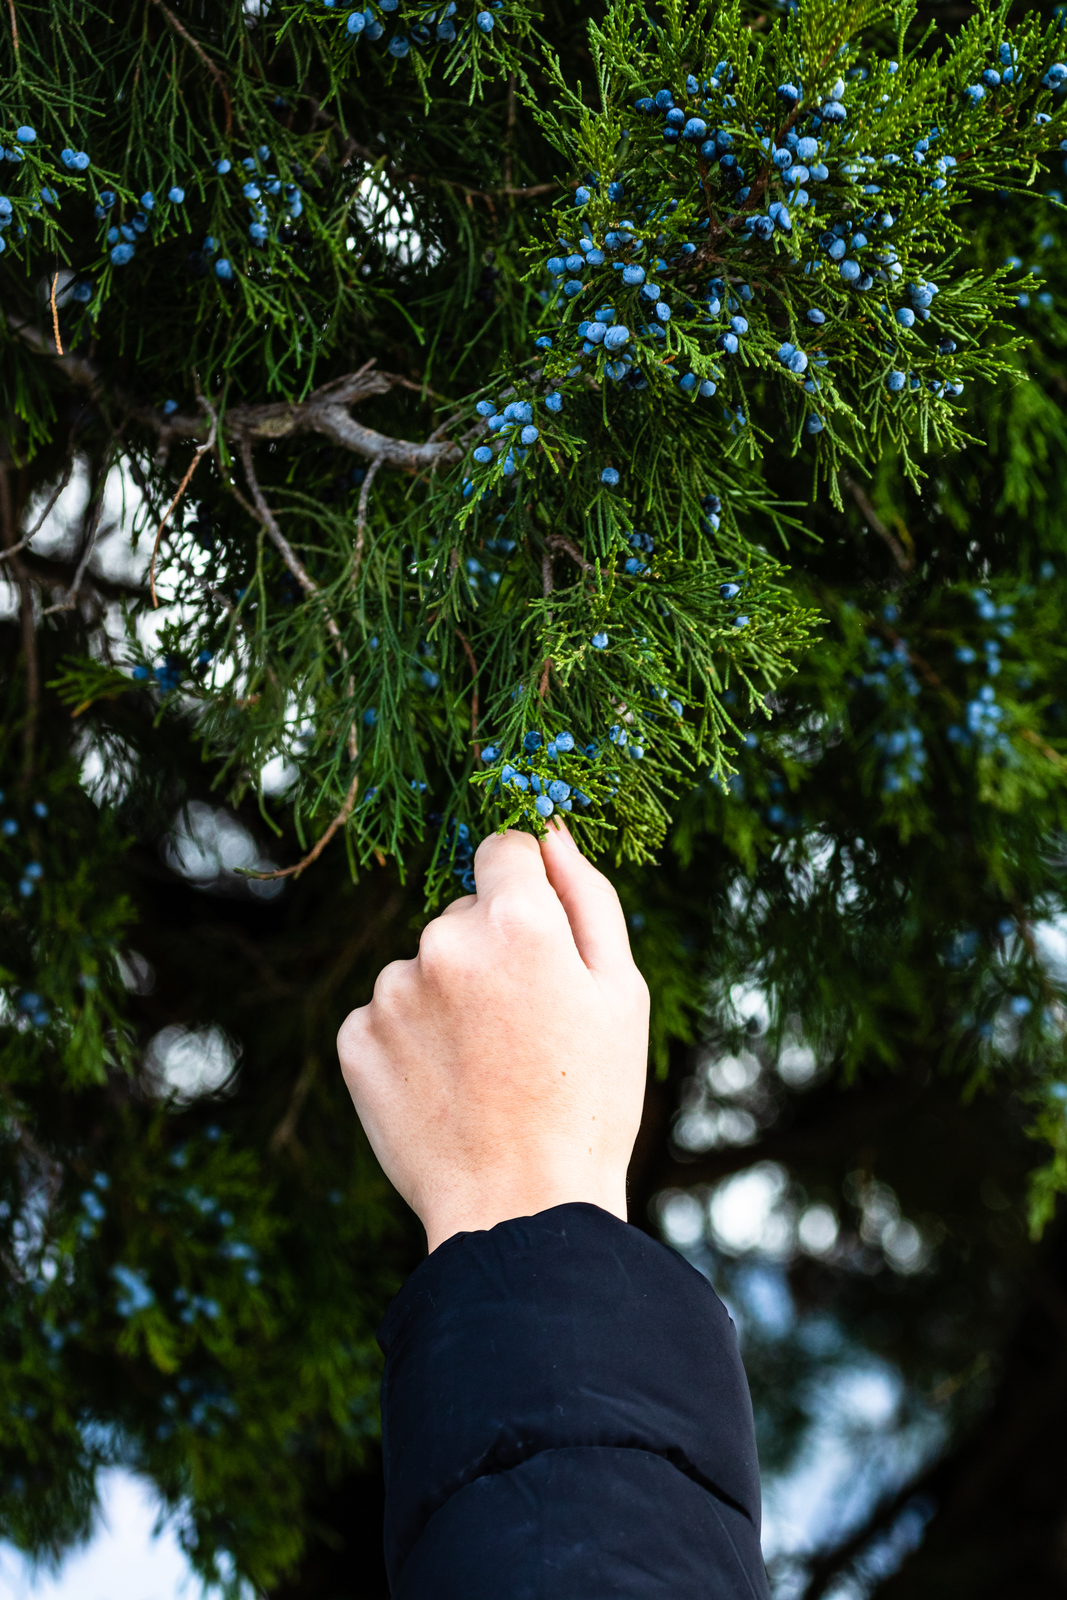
[10,320,463,472]
[149,0,233,138]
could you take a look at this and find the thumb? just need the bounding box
[539,819,634,976]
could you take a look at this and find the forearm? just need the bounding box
[378,1204,770,1600]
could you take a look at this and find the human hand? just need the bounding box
[337,822,650,1251]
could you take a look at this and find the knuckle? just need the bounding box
[336,1007,365,1062]
[631,966,651,1009]
[485,888,555,943]
[416,918,455,979]
[371,956,413,1010]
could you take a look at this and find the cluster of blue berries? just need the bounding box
[501,41,1040,435]
[1041,57,1067,91]
[947,589,1016,754]
[2,793,48,905]
[955,590,1014,678]
[885,334,964,397]
[133,656,180,691]
[964,41,1021,104]
[471,396,541,476]
[761,766,802,831]
[438,817,477,892]
[857,613,921,702]
[323,0,501,57]
[73,146,306,283]
[948,684,1008,753]
[130,650,212,691]
[480,729,597,819]
[874,723,927,794]
[17,989,50,1028]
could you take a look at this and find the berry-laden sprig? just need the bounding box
[0,120,342,336]
[448,531,819,872]
[282,0,537,96]
[509,0,1065,495]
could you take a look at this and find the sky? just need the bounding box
[0,1473,203,1600]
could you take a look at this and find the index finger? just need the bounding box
[471,828,551,903]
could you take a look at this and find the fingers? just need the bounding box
[471,828,549,902]
[539,819,635,977]
[438,892,477,918]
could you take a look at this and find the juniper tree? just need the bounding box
[7,0,1067,1593]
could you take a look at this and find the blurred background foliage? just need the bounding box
[5,0,1067,1597]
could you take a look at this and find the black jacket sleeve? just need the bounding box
[377,1202,770,1600]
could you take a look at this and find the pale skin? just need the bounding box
[337,820,650,1252]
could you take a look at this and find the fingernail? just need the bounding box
[550,818,579,850]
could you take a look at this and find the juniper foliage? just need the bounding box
[3,0,1064,889]
[6,0,1067,1593]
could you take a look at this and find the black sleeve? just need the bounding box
[377,1201,770,1600]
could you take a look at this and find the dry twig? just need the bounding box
[150,0,232,136]
[0,453,39,780]
[844,474,913,573]
[456,629,480,752]
[546,533,592,572]
[149,400,219,606]
[243,770,361,882]
[353,457,383,584]
[49,273,63,356]
[0,440,77,566]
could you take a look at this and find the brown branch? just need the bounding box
[119,439,236,618]
[10,321,463,473]
[353,456,382,585]
[844,474,913,572]
[150,0,232,137]
[0,452,39,781]
[149,402,218,607]
[242,770,360,882]
[40,514,112,616]
[239,437,331,618]
[546,533,592,573]
[238,437,358,761]
[49,273,63,356]
[456,629,480,754]
[1021,726,1067,773]
[5,0,17,55]
[538,657,553,699]
[268,1052,320,1155]
[0,436,76,565]
[504,73,517,192]
[345,138,562,206]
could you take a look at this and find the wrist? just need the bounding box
[419,1171,629,1253]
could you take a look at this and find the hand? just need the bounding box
[337,822,650,1251]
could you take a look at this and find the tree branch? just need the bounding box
[242,770,361,882]
[149,399,219,607]
[353,456,382,585]
[0,451,39,781]
[843,474,913,573]
[0,433,77,566]
[238,437,335,628]
[149,0,232,137]
[546,532,593,572]
[10,320,464,473]
[49,272,63,357]
[456,629,480,754]
[237,438,358,761]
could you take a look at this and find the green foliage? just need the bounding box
[5,0,1067,886]
[8,0,1067,1591]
